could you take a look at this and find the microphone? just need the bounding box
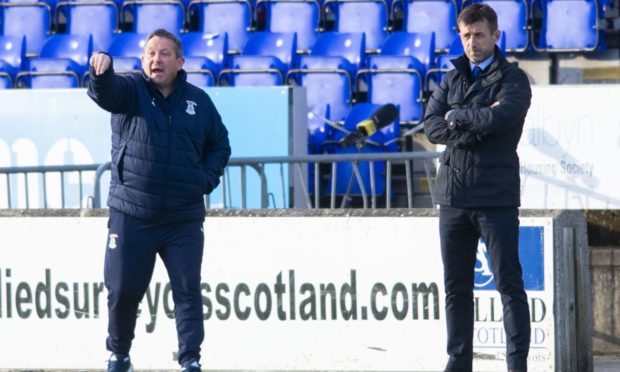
[339,103,399,147]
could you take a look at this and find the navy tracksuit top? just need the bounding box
[87,61,231,223]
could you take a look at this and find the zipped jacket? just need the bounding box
[87,60,231,223]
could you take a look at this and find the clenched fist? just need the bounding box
[90,52,112,76]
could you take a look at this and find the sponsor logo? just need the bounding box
[474,226,545,291]
[474,240,494,288]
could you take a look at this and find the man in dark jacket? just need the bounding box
[88,29,231,372]
[423,4,532,372]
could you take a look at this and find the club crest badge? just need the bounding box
[108,233,119,249]
[186,100,197,115]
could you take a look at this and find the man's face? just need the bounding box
[141,36,184,89]
[458,19,500,64]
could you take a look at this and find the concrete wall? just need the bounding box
[587,211,620,355]
[592,248,620,354]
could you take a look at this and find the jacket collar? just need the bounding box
[451,47,506,99]
[451,46,505,80]
[141,69,188,98]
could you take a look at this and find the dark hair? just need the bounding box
[146,29,183,57]
[457,3,498,33]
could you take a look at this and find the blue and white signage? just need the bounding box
[475,226,545,291]
[473,220,554,370]
[0,216,557,371]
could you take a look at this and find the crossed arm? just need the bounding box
[423,69,531,148]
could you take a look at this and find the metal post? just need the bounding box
[23,172,30,209]
[314,161,320,209]
[240,165,247,208]
[406,160,413,208]
[386,160,392,209]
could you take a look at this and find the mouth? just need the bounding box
[151,67,164,75]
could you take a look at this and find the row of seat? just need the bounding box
[0,35,404,199]
[0,0,613,60]
[0,31,443,125]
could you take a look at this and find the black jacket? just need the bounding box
[423,48,531,208]
[87,60,231,223]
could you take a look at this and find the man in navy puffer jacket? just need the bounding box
[88,29,231,372]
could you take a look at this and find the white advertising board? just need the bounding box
[518,85,620,209]
[0,216,554,371]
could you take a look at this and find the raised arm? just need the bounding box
[86,52,138,114]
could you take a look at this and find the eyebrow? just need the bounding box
[460,30,487,36]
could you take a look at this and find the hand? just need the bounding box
[90,53,111,76]
[444,110,457,130]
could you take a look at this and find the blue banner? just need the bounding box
[474,226,545,291]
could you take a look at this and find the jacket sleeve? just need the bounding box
[449,67,531,136]
[202,102,232,194]
[423,76,479,148]
[86,55,138,114]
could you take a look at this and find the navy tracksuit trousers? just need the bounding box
[439,206,530,372]
[105,210,205,364]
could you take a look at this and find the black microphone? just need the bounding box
[339,103,399,147]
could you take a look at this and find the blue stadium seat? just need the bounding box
[260,0,322,53]
[357,32,434,124]
[324,0,390,53]
[327,103,400,197]
[181,32,228,86]
[121,0,185,35]
[287,32,366,122]
[106,32,148,73]
[188,0,254,54]
[220,31,296,86]
[0,1,52,56]
[377,31,435,69]
[55,0,119,51]
[307,103,331,194]
[0,74,10,89]
[464,0,529,52]
[402,0,458,52]
[307,101,331,194]
[16,34,93,88]
[534,0,603,52]
[183,56,218,86]
[308,103,332,154]
[0,35,26,88]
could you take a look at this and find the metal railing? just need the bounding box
[93,151,441,209]
[0,152,440,210]
[0,164,101,209]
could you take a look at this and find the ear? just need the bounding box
[493,29,501,42]
[176,56,185,71]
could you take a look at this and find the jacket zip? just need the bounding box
[159,115,173,224]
